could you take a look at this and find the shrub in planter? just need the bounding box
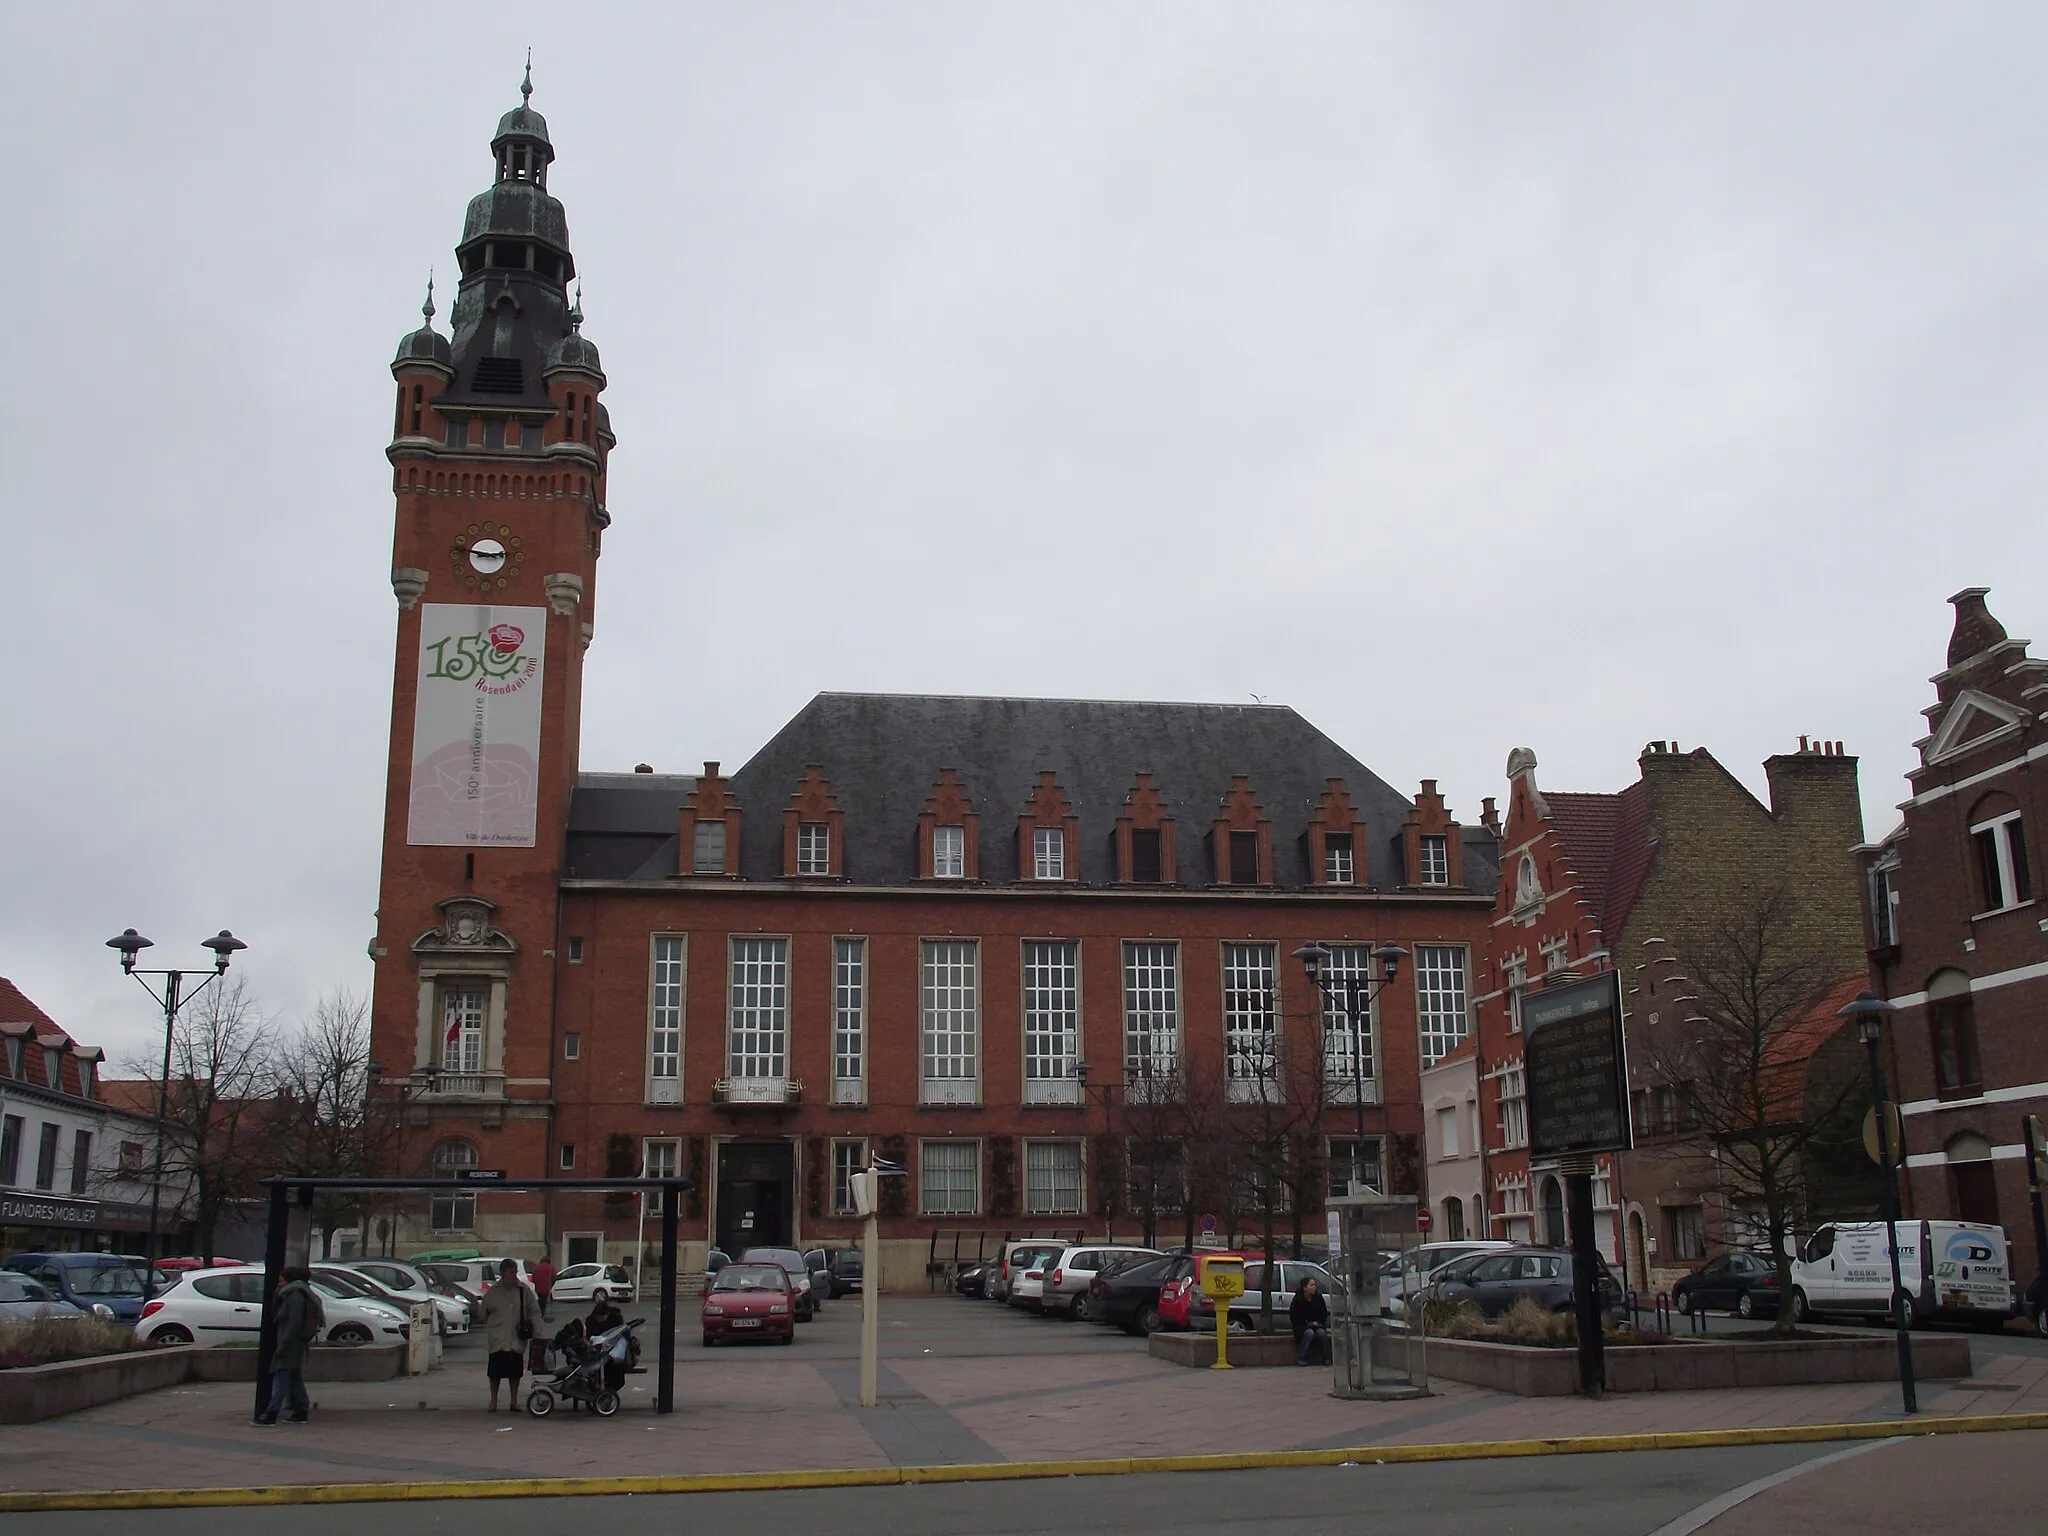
[0,1317,147,1369]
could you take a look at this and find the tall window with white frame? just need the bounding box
[1024,1141,1084,1216]
[919,1140,979,1216]
[1327,1135,1382,1197]
[1414,945,1470,1066]
[933,825,966,879]
[1971,809,2031,912]
[1122,942,1180,1082]
[728,937,789,1084]
[642,1138,680,1181]
[1022,940,1080,1103]
[920,940,980,1104]
[1419,834,1449,885]
[1498,1062,1528,1149]
[1033,825,1065,880]
[648,936,684,1104]
[1222,943,1278,1100]
[797,821,830,876]
[832,938,866,1105]
[692,818,726,874]
[831,1139,868,1215]
[441,986,485,1079]
[1318,945,1376,1100]
[1324,832,1354,885]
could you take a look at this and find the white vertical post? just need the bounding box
[857,1168,880,1408]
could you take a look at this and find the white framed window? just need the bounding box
[1024,1140,1084,1216]
[1324,832,1354,885]
[1499,1063,1528,1149]
[1222,943,1278,1099]
[1033,826,1065,880]
[648,936,685,1103]
[642,1138,680,1181]
[1318,945,1376,1097]
[1328,1136,1382,1197]
[1540,937,1569,975]
[832,1139,868,1214]
[560,1144,576,1170]
[920,939,980,1103]
[728,937,789,1081]
[1123,942,1180,1080]
[1022,940,1079,1102]
[797,820,830,876]
[1971,810,2032,912]
[1438,1105,1460,1159]
[440,986,486,1075]
[832,937,866,1103]
[692,819,726,874]
[1505,956,1527,1033]
[919,1139,979,1216]
[1414,945,1469,1066]
[1869,861,1901,947]
[933,824,966,879]
[1420,834,1448,885]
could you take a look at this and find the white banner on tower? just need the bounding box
[405,603,547,847]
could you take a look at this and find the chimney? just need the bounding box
[1480,796,1500,835]
[634,763,653,774]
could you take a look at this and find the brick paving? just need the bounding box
[2,1298,2044,1497]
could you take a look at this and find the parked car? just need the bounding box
[1042,1245,1164,1321]
[1088,1253,1190,1335]
[3,1253,152,1323]
[705,1247,733,1284]
[803,1249,836,1300]
[1379,1241,1513,1317]
[549,1263,634,1305]
[828,1249,863,1296]
[701,1262,797,1346]
[738,1248,818,1320]
[1426,1247,1623,1318]
[991,1238,1066,1305]
[2026,1271,2046,1339]
[137,1266,410,1348]
[1673,1251,1782,1319]
[0,1271,89,1321]
[1156,1256,1343,1333]
[403,1260,486,1321]
[323,1262,468,1334]
[1003,1241,1072,1313]
[1790,1220,2016,1327]
[443,1256,539,1296]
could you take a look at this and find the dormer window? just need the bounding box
[1034,826,1065,880]
[694,819,726,874]
[1229,831,1259,885]
[1324,833,1354,886]
[1420,835,1449,885]
[934,825,966,879]
[798,822,831,876]
[1131,829,1163,883]
[44,1048,61,1090]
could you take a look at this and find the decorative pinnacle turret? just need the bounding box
[521,49,533,106]
[570,280,584,331]
[422,272,436,325]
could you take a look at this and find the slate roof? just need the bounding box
[564,693,1500,894]
[0,977,99,1099]
[1544,781,1653,940]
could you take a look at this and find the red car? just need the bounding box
[701,1262,797,1346]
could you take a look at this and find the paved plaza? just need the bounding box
[3,1296,2047,1500]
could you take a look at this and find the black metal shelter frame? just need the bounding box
[252,1176,693,1420]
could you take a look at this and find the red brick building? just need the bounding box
[366,84,1499,1284]
[1859,589,2048,1290]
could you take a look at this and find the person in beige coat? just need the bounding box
[480,1258,538,1411]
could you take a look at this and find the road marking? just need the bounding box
[1,1413,2042,1512]
[1644,1436,1898,1536]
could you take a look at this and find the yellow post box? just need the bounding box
[1197,1254,1245,1369]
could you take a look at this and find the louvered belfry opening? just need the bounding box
[471,357,525,394]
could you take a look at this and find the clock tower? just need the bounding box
[370,66,613,1244]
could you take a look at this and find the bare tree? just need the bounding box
[270,988,385,1255]
[1633,884,1868,1335]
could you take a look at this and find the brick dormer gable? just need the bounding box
[677,760,742,876]
[917,768,981,880]
[1016,771,1080,883]
[1208,775,1272,886]
[781,764,846,879]
[1114,773,1177,884]
[1398,779,1465,888]
[1305,778,1362,887]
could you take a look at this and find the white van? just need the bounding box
[1789,1220,2017,1326]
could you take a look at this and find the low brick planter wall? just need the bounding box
[0,1347,189,1425]
[1149,1330,1304,1368]
[185,1344,407,1383]
[1376,1330,1974,1396]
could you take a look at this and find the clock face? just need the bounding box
[450,523,523,590]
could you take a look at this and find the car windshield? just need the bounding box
[740,1250,804,1270]
[1113,1257,1172,1283]
[318,1271,377,1297]
[714,1265,789,1292]
[71,1265,146,1297]
[420,1264,468,1286]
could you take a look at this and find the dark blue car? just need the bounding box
[3,1253,151,1322]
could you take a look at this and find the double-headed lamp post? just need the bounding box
[105,927,247,1292]
[1293,941,1409,1196]
[1840,987,1916,1414]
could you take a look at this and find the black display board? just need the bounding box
[1523,970,1631,1158]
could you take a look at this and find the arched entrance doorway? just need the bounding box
[1627,1208,1648,1291]
[1444,1196,1465,1241]
[1947,1132,2000,1225]
[1540,1176,1566,1247]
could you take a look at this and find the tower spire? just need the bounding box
[570,280,583,331]
[422,271,436,326]
[522,49,533,106]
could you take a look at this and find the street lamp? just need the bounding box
[1073,1058,1121,1243]
[1840,987,1915,1414]
[1294,940,1408,1197]
[366,1060,440,1256]
[106,927,247,1293]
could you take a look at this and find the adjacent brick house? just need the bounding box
[366,85,1500,1285]
[1858,589,2048,1290]
[1475,739,1868,1293]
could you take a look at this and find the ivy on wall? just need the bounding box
[686,1136,706,1220]
[805,1136,827,1220]
[877,1135,909,1217]
[987,1136,1018,1218]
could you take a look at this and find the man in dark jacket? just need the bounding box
[1290,1277,1331,1367]
[256,1267,325,1425]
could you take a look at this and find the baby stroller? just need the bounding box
[526,1316,643,1418]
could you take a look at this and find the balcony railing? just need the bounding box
[713,1075,802,1107]
[1326,1079,1381,1105]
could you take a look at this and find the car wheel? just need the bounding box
[2034,1306,2048,1340]
[1138,1302,1162,1335]
[1893,1292,1918,1330]
[1737,1291,1755,1319]
[1230,1312,1257,1334]
[779,1331,795,1346]
[525,1388,555,1418]
[702,1333,716,1347]
[148,1324,194,1347]
[1790,1287,1810,1324]
[593,1391,621,1417]
[1071,1295,1091,1323]
[330,1323,373,1345]
[592,1289,609,1303]
[1675,1289,1694,1317]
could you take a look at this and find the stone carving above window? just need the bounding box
[412,896,518,955]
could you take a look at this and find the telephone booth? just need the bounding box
[1326,1191,1429,1400]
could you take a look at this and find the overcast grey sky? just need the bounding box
[6,5,2044,1063]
